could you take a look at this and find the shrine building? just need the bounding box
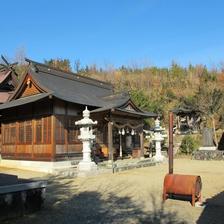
[0,59,156,172]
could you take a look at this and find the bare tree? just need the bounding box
[195,84,224,145]
[14,47,26,65]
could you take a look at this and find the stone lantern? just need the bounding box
[153,118,166,162]
[75,107,98,171]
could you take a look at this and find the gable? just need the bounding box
[121,100,142,113]
[19,77,42,98]
[124,103,136,112]
[9,73,48,101]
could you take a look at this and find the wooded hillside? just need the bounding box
[5,56,224,129]
[73,61,224,128]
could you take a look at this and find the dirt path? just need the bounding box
[1,159,224,224]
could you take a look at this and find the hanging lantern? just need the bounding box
[122,128,125,135]
[131,129,135,135]
[118,129,121,135]
[126,128,129,134]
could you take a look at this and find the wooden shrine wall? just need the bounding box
[1,99,54,161]
[1,115,53,161]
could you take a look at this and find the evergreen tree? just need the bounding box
[44,58,72,72]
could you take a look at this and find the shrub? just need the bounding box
[179,135,199,155]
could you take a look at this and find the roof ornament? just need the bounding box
[83,106,90,118]
[26,78,31,87]
[0,55,18,74]
[25,58,39,73]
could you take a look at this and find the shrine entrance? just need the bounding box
[90,100,157,162]
[112,121,144,159]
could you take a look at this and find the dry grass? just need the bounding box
[1,158,224,224]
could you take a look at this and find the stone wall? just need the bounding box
[192,150,224,160]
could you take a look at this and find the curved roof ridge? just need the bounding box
[102,91,130,100]
[26,58,113,90]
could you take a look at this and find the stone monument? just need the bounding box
[75,107,98,172]
[199,127,216,151]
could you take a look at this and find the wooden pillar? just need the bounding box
[51,115,56,161]
[65,103,68,156]
[15,121,19,158]
[177,116,180,129]
[31,104,34,159]
[108,121,113,161]
[31,119,35,159]
[1,124,4,156]
[0,124,2,155]
[169,112,174,174]
[140,131,144,158]
[64,118,68,158]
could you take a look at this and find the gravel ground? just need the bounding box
[1,158,224,224]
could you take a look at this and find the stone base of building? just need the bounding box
[192,150,224,160]
[0,159,78,174]
[199,146,217,151]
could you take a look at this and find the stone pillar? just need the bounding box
[119,134,122,158]
[82,137,92,163]
[199,128,216,150]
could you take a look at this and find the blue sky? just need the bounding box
[0,0,224,69]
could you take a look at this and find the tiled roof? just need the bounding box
[0,59,157,118]
[0,93,51,109]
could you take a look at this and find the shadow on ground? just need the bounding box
[197,191,224,224]
[2,175,189,224]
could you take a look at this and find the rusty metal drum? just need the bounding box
[163,174,202,206]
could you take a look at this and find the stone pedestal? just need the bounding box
[78,161,97,171]
[78,140,97,172]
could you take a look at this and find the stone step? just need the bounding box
[98,158,157,173]
[53,167,78,177]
